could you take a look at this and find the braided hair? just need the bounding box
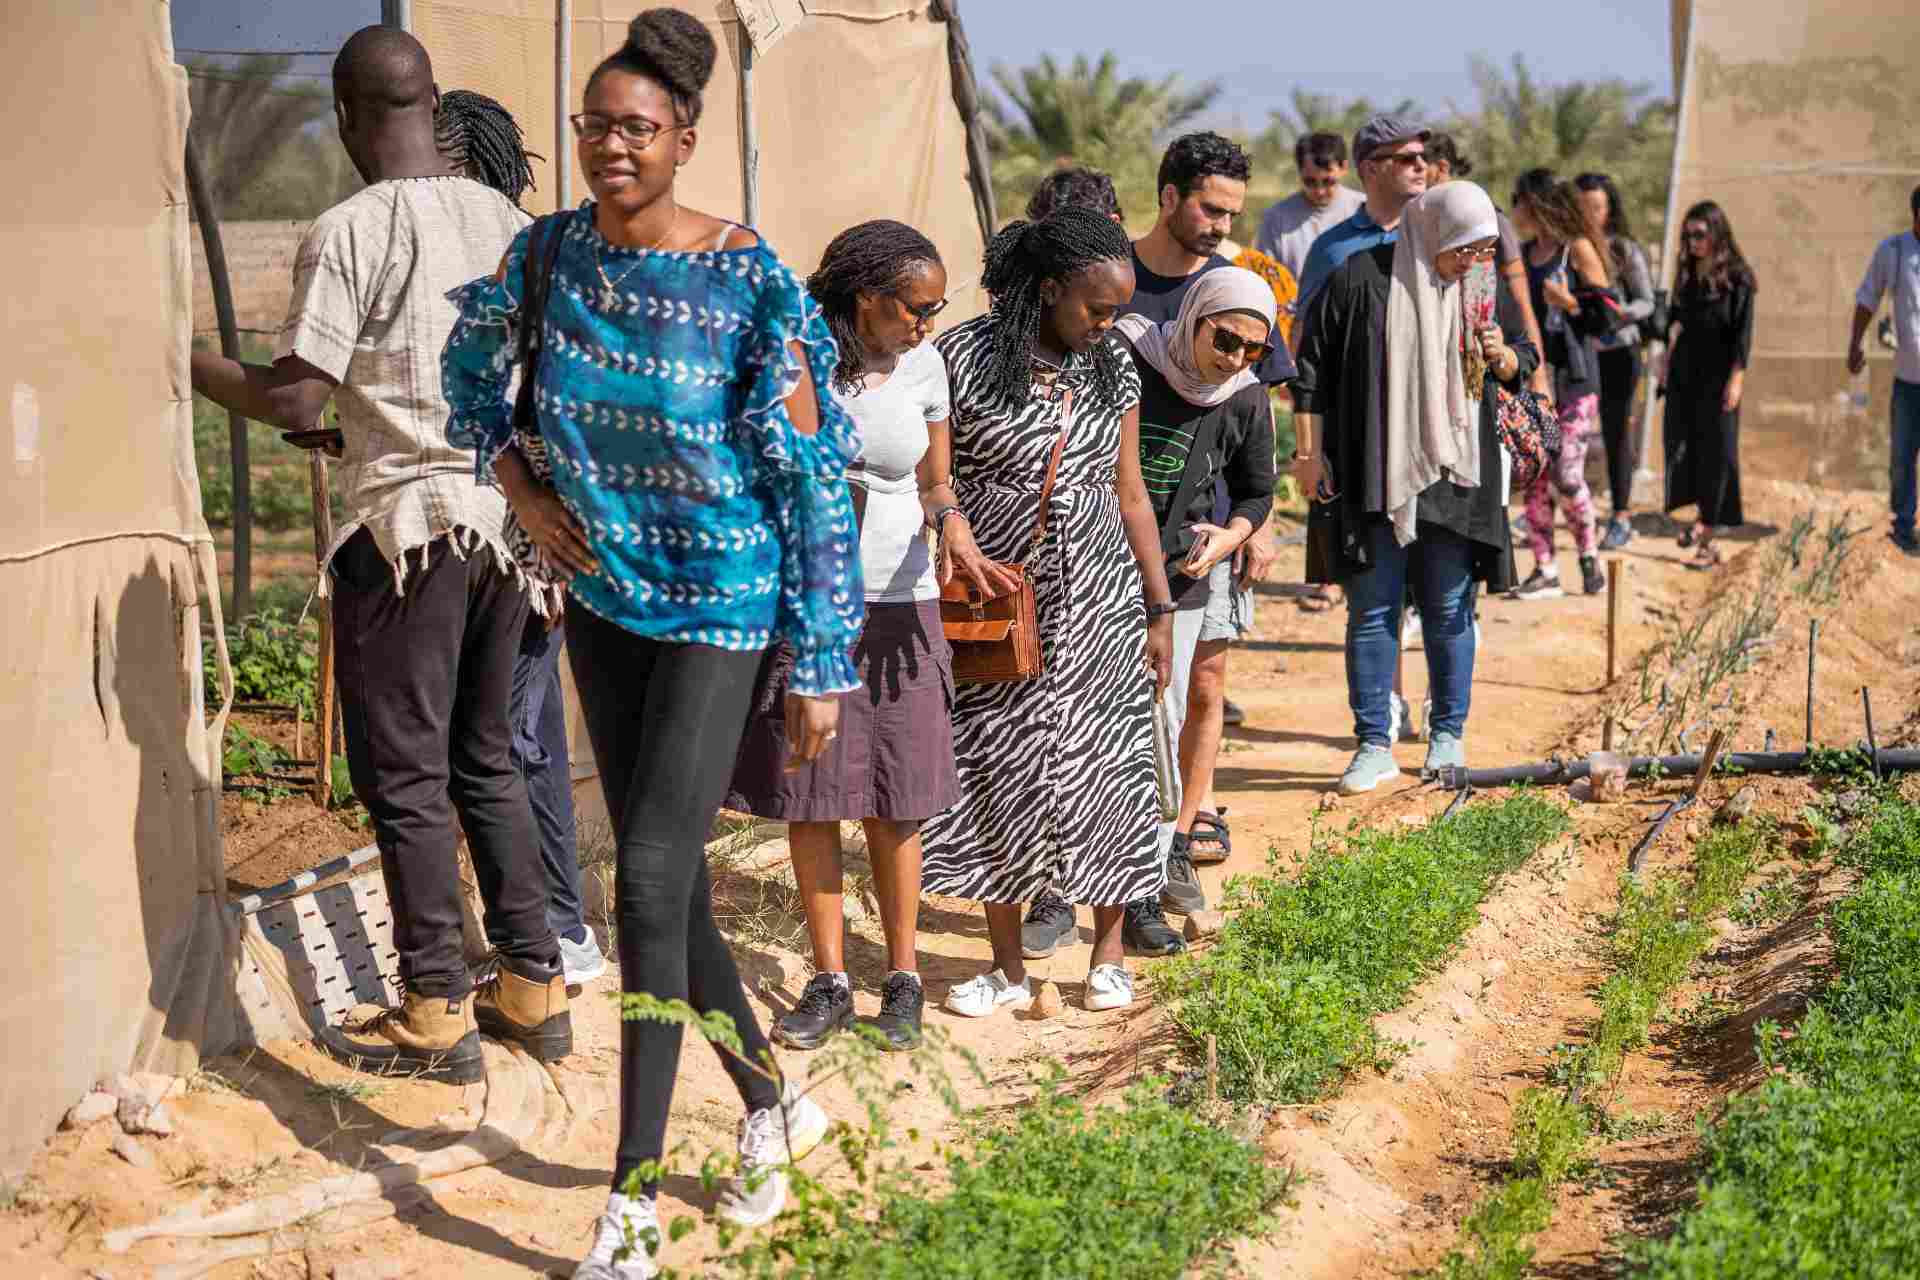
[979,206,1133,408]
[588,8,717,125]
[436,89,539,205]
[807,220,943,396]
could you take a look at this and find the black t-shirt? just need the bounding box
[1123,337,1277,609]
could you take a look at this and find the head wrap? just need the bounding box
[1114,266,1277,407]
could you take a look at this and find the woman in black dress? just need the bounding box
[1661,200,1756,568]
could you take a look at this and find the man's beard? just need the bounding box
[1178,226,1223,257]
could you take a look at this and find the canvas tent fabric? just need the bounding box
[0,2,238,1173]
[1662,0,1920,490]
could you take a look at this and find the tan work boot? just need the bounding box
[473,965,573,1061]
[320,989,485,1084]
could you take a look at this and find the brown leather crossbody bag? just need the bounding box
[939,387,1073,685]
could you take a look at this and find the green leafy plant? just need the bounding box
[223,725,291,778]
[1154,795,1569,1103]
[207,607,319,713]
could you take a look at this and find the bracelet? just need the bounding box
[1145,601,1177,620]
[1290,451,1317,462]
[929,505,965,534]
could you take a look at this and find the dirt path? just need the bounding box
[4,477,1914,1279]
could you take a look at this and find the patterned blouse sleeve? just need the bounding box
[741,249,865,698]
[441,225,533,483]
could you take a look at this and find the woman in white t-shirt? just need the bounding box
[728,221,1009,1053]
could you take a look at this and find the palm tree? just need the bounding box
[984,52,1221,166]
[187,56,361,220]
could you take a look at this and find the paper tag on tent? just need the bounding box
[733,0,806,54]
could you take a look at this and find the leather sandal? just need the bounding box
[1187,809,1231,865]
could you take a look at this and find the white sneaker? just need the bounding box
[1084,964,1133,1011]
[716,1083,829,1228]
[573,1191,659,1279]
[560,929,608,986]
[943,969,1033,1019]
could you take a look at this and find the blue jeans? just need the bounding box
[1892,378,1920,543]
[488,614,587,947]
[1344,520,1478,746]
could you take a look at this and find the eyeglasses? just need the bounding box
[1446,243,1498,262]
[1202,317,1273,363]
[896,292,950,324]
[570,112,683,149]
[1301,176,1342,191]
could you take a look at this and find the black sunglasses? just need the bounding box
[896,292,951,324]
[1203,317,1273,363]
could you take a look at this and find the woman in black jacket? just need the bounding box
[1293,182,1538,795]
[1661,200,1756,569]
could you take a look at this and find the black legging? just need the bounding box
[564,605,780,1193]
[1597,346,1641,514]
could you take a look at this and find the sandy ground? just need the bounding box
[4,468,1917,1278]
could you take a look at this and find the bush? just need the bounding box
[1154,795,1569,1103]
[729,1083,1288,1280]
[208,607,319,713]
[1635,797,1920,1279]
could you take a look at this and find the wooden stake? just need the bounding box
[1606,559,1625,686]
[1691,729,1730,802]
[309,452,336,810]
[1805,619,1820,749]
[1205,1033,1219,1107]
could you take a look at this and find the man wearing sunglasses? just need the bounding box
[1254,131,1365,302]
[1291,115,1431,351]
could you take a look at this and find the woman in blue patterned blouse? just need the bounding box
[441,11,857,1277]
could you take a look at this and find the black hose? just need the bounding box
[185,131,251,619]
[1433,749,1920,791]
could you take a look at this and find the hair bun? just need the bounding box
[625,8,717,98]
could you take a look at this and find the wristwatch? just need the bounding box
[1145,601,1177,621]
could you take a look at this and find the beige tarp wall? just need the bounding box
[1664,0,1920,491]
[410,0,987,787]
[0,2,237,1173]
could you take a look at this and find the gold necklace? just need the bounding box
[593,203,680,305]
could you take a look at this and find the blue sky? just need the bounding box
[171,0,1676,123]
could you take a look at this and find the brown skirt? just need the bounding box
[725,599,959,823]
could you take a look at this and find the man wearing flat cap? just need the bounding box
[1291,115,1431,332]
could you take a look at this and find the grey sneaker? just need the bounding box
[1510,568,1565,600]
[1599,516,1634,551]
[573,1192,659,1279]
[1161,837,1207,916]
[1020,892,1077,959]
[1337,745,1401,795]
[1390,691,1417,743]
[560,929,608,987]
[1424,732,1467,779]
[717,1083,830,1227]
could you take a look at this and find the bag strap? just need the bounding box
[512,212,569,430]
[1016,386,1073,569]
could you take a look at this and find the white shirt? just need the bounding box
[1856,230,1920,385]
[1254,186,1366,296]
[840,341,951,603]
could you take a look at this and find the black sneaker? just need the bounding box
[1580,554,1605,596]
[1161,836,1207,916]
[1221,698,1246,727]
[1021,892,1077,959]
[772,974,853,1050]
[864,972,923,1051]
[1122,898,1185,956]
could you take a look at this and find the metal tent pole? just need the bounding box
[1634,0,1701,496]
[382,0,412,30]
[739,35,758,227]
[555,0,573,211]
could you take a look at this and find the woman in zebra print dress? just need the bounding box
[923,209,1177,1017]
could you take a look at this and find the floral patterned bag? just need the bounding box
[1493,384,1561,493]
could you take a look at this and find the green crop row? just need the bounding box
[1427,816,1773,1280]
[1152,794,1571,1103]
[1634,793,1920,1280]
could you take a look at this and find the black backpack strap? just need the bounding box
[512,211,569,430]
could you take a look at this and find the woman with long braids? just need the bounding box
[441,10,858,1277]
[436,89,539,206]
[727,220,1008,1053]
[1661,200,1756,568]
[923,206,1176,1019]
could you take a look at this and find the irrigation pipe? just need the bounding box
[230,842,380,916]
[1431,749,1920,792]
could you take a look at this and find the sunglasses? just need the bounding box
[1446,243,1498,262]
[1371,149,1427,169]
[896,292,951,324]
[1683,228,1711,242]
[1301,176,1342,190]
[1202,317,1273,363]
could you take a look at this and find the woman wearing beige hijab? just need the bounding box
[1292,182,1537,794]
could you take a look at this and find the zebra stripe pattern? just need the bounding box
[919,315,1163,908]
